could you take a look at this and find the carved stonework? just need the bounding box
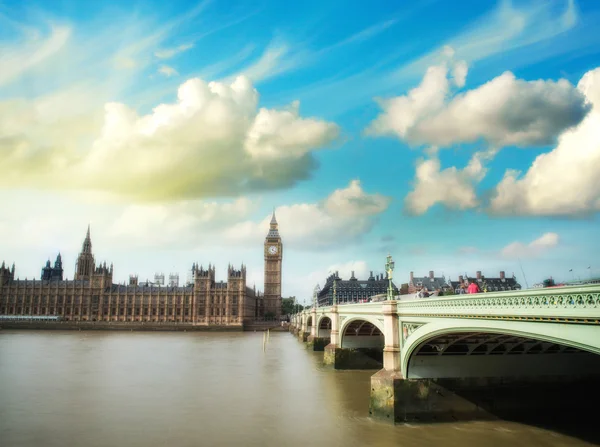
[402,323,424,342]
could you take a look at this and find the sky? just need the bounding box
[1,0,600,302]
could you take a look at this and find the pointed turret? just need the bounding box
[267,208,280,239]
[82,224,92,253]
[75,225,95,280]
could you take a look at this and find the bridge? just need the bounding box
[290,284,600,423]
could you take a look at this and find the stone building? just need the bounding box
[263,212,283,319]
[449,271,521,293]
[408,271,452,294]
[0,213,284,327]
[317,270,398,307]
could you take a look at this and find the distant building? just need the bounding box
[168,273,179,287]
[408,271,451,294]
[317,270,398,306]
[40,254,64,281]
[449,271,521,293]
[0,212,284,326]
[154,273,165,286]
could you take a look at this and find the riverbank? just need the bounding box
[0,321,244,332]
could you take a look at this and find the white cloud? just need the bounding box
[158,65,178,77]
[501,232,560,259]
[392,0,578,81]
[231,40,309,84]
[154,43,194,59]
[0,24,71,87]
[452,60,468,88]
[367,55,589,148]
[225,180,390,250]
[489,67,600,216]
[0,75,339,201]
[404,151,490,215]
[109,198,256,248]
[245,101,339,159]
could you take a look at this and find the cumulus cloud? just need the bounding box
[0,75,339,201]
[367,54,590,148]
[501,232,560,259]
[489,67,600,216]
[404,151,491,215]
[225,180,391,250]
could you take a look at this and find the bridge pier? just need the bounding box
[297,313,309,342]
[306,336,329,351]
[323,305,340,367]
[369,300,404,421]
[306,308,328,350]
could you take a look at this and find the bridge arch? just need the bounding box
[340,316,384,350]
[317,315,332,338]
[306,315,313,330]
[401,319,600,379]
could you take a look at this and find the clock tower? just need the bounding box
[264,210,282,319]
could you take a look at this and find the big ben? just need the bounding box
[264,210,282,319]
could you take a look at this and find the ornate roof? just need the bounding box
[410,276,451,290]
[317,270,397,305]
[267,209,280,239]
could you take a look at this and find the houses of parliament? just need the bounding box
[0,213,283,327]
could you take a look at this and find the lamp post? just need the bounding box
[385,254,395,301]
[333,276,338,306]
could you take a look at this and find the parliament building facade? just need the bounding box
[0,213,283,327]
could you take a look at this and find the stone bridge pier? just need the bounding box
[307,308,329,351]
[297,313,309,342]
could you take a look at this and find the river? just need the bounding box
[0,330,597,447]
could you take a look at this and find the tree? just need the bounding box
[281,297,304,315]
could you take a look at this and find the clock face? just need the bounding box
[268,245,278,255]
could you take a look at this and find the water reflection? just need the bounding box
[0,331,596,447]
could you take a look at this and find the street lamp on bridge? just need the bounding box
[386,254,395,301]
[333,275,338,306]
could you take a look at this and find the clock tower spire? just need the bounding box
[264,209,282,319]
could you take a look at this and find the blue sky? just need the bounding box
[1,0,600,301]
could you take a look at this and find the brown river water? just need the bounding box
[0,330,597,447]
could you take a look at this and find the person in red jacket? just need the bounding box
[467,281,481,294]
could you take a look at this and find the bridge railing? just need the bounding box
[396,284,600,320]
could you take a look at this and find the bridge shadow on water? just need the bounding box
[415,378,600,445]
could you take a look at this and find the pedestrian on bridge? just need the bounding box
[467,281,481,294]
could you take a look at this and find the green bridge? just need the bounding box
[290,284,600,423]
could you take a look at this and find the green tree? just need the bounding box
[281,297,304,315]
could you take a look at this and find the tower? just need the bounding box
[51,253,63,281]
[264,210,283,319]
[75,225,95,280]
